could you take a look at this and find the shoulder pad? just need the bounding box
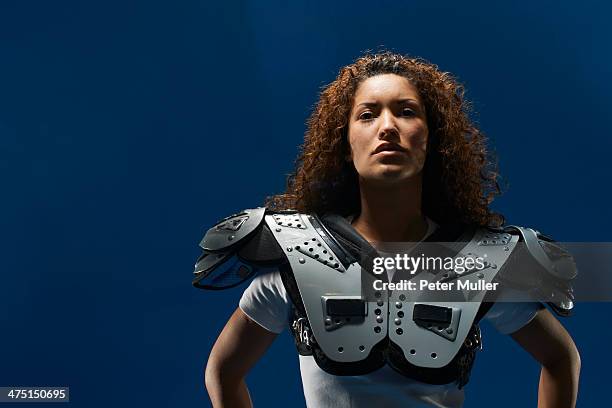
[200,207,266,252]
[193,207,287,290]
[504,226,577,281]
[502,225,577,316]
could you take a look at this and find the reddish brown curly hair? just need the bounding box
[266,51,503,227]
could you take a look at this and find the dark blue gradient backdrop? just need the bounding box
[1,1,610,407]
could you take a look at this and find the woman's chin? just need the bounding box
[364,167,422,185]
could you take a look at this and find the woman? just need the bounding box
[198,52,580,407]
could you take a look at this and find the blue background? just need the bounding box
[1,1,610,406]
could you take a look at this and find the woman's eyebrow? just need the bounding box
[355,101,378,108]
[397,98,421,105]
[354,99,423,115]
[356,98,420,107]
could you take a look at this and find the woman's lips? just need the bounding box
[373,149,408,160]
[374,149,406,156]
[372,143,408,155]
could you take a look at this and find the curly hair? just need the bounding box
[266,51,503,227]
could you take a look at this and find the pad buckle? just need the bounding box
[292,317,314,349]
[463,325,483,351]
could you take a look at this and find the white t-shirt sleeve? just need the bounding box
[482,289,544,335]
[238,269,292,334]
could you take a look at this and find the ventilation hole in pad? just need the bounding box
[338,347,344,353]
[359,345,365,351]
[431,353,437,359]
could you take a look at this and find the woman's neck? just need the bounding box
[351,176,427,243]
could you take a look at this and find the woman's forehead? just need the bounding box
[353,74,421,104]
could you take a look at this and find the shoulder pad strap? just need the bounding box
[318,214,375,268]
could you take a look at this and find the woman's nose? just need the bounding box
[378,110,399,140]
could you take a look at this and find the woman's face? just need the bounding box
[347,74,428,186]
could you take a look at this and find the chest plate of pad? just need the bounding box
[266,214,388,362]
[267,215,520,367]
[387,230,519,368]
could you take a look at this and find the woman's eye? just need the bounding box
[358,111,374,120]
[402,108,416,117]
